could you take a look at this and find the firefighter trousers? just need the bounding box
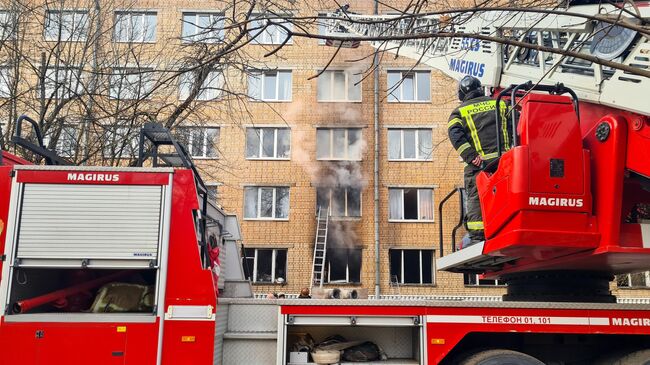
[464,167,485,242]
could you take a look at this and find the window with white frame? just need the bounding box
[387,70,430,102]
[316,187,361,217]
[114,11,157,42]
[388,188,434,221]
[243,248,287,284]
[0,11,15,40]
[245,127,290,159]
[244,186,289,219]
[248,15,293,45]
[388,128,433,160]
[109,68,154,99]
[389,249,434,285]
[44,10,89,41]
[181,12,224,43]
[326,247,361,284]
[248,70,292,101]
[316,128,362,160]
[317,12,328,45]
[179,70,223,101]
[43,67,82,99]
[317,70,361,102]
[617,271,650,288]
[0,67,11,97]
[102,124,139,158]
[176,127,219,158]
[464,273,505,286]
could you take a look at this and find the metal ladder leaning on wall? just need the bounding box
[310,206,330,289]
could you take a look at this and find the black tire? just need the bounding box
[458,349,544,365]
[601,349,650,365]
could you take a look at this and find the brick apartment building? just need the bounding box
[3,0,649,299]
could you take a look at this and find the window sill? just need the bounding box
[244,218,290,222]
[246,157,291,161]
[617,287,650,290]
[44,38,88,43]
[249,99,293,103]
[316,158,363,162]
[387,100,431,104]
[193,157,220,160]
[317,100,363,103]
[113,40,158,44]
[316,216,361,221]
[323,282,362,286]
[388,219,436,223]
[391,283,436,287]
[252,282,287,286]
[464,285,506,288]
[249,42,293,46]
[387,159,433,162]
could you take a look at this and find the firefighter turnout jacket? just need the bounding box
[448,95,512,166]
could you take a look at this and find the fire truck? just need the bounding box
[2,2,650,365]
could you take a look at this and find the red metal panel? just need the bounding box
[16,170,170,185]
[161,169,216,365]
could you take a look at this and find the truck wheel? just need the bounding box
[604,349,650,365]
[459,349,544,365]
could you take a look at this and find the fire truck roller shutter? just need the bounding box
[15,183,163,267]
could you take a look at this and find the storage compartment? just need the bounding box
[285,315,423,365]
[6,268,157,315]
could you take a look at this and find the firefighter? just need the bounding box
[447,75,511,246]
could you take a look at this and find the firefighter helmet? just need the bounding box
[458,75,483,101]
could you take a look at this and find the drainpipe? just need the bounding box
[373,0,381,299]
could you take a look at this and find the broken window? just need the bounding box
[617,271,650,288]
[388,128,433,160]
[388,188,434,221]
[389,249,434,284]
[244,186,289,219]
[316,128,362,160]
[243,248,288,284]
[326,247,361,283]
[316,187,361,217]
[246,127,290,159]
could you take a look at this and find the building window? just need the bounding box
[617,271,650,288]
[317,70,361,102]
[245,127,290,159]
[0,11,15,40]
[109,68,154,99]
[389,249,434,285]
[179,70,223,101]
[243,248,287,284]
[43,67,82,99]
[248,15,293,45]
[316,187,361,217]
[114,11,157,42]
[248,70,292,101]
[387,70,430,102]
[43,125,79,158]
[176,127,219,158]
[244,186,289,220]
[206,183,219,204]
[388,128,433,160]
[44,10,88,41]
[316,128,362,161]
[317,12,327,45]
[181,12,224,43]
[326,247,361,284]
[0,67,11,97]
[388,188,434,221]
[464,273,505,286]
[102,125,139,158]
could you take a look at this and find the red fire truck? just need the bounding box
[2,2,650,365]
